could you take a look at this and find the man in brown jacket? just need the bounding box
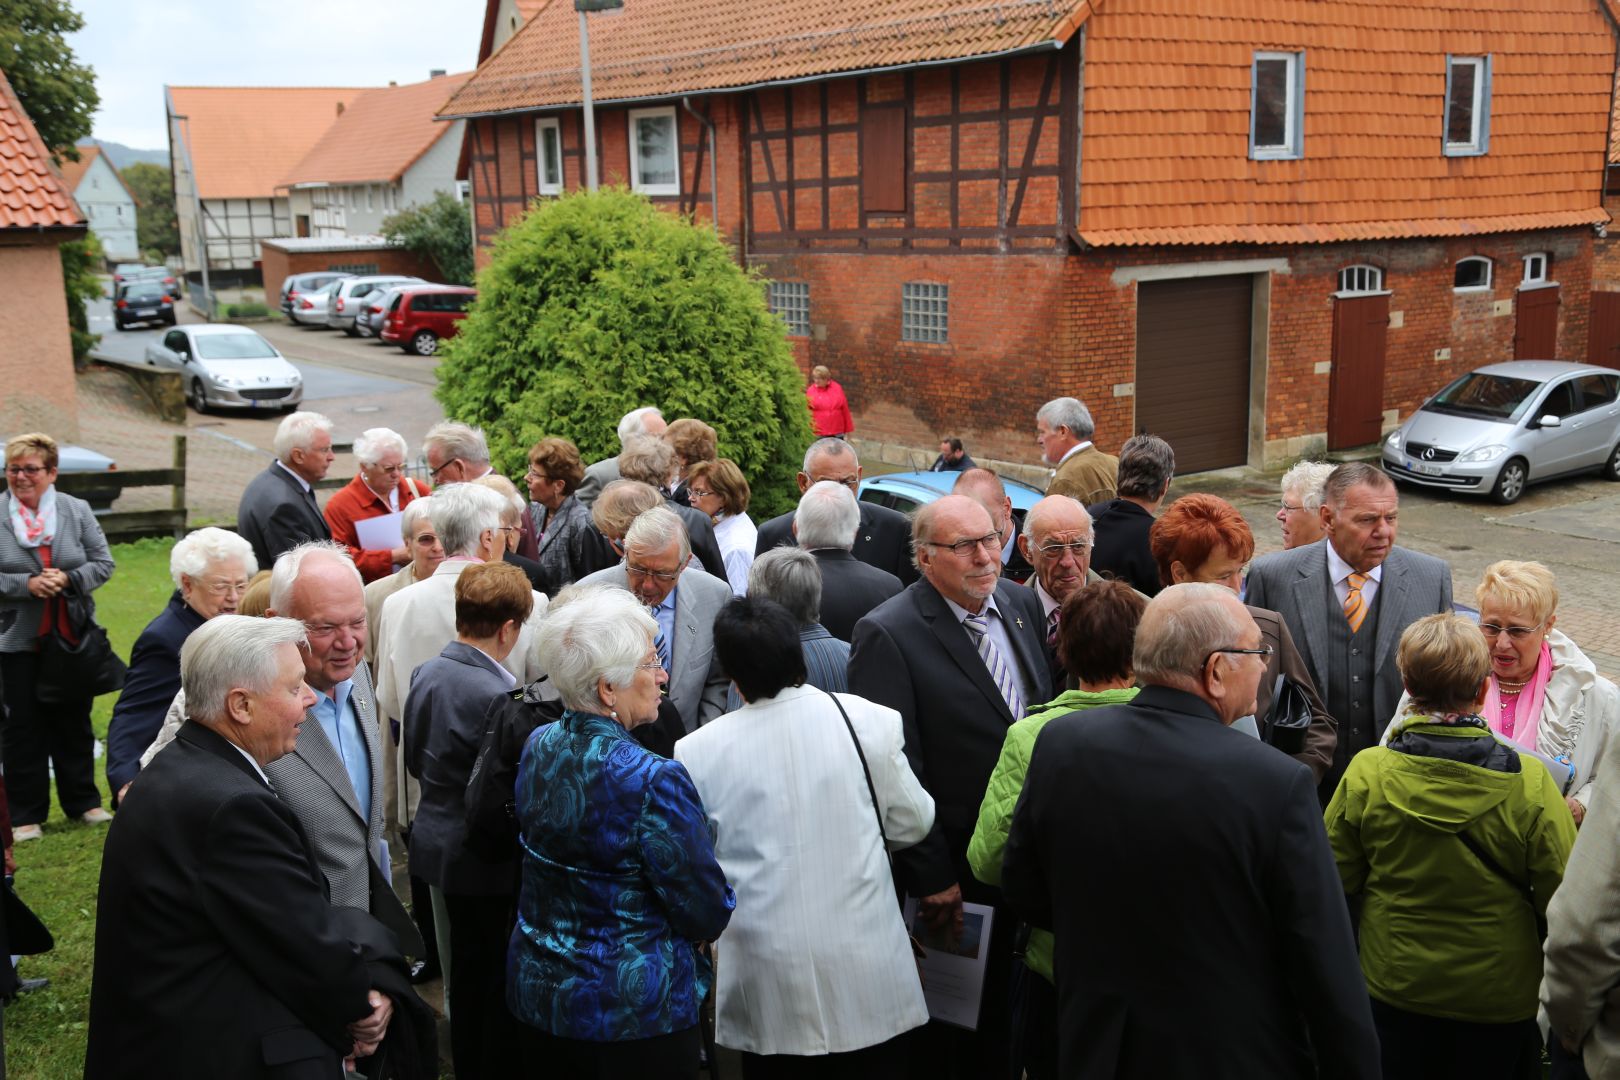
[1036,397,1119,505]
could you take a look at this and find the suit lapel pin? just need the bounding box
[1015,617,1024,629]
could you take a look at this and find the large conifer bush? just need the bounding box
[436,188,813,519]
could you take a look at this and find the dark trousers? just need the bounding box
[443,891,529,1080]
[909,893,1015,1080]
[1370,997,1541,1080]
[526,1024,701,1080]
[740,1032,909,1079]
[0,650,101,825]
[1550,1034,1591,1080]
[1008,957,1058,1080]
[408,874,439,974]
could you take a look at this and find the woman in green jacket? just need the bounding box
[1325,614,1576,1080]
[968,578,1145,1080]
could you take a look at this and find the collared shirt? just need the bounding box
[1326,541,1383,609]
[1057,440,1093,466]
[310,678,371,827]
[228,741,272,787]
[649,586,678,668]
[274,459,313,493]
[941,591,1028,695]
[470,645,519,691]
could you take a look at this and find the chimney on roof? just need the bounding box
[430,69,447,78]
[389,81,398,87]
[336,101,345,116]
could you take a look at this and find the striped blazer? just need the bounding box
[0,490,115,654]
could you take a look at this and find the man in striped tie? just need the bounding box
[1016,495,1099,700]
[849,494,1050,1080]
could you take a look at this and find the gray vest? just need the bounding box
[1323,577,1381,782]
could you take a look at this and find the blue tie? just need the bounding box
[650,606,671,672]
[964,612,1023,720]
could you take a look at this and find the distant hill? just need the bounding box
[79,138,167,170]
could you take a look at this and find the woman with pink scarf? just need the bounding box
[1390,560,1618,825]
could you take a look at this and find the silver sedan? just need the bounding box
[143,324,304,414]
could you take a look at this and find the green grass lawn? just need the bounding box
[7,537,175,1079]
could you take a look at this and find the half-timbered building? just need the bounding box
[442,0,1620,471]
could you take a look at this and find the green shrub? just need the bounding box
[436,187,813,519]
[224,300,269,318]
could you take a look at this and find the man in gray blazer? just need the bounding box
[575,405,665,508]
[1245,463,1452,799]
[580,505,730,733]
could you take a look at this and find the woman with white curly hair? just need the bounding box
[323,426,430,583]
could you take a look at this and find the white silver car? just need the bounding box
[144,325,304,414]
[290,279,342,326]
[1382,360,1620,504]
[326,275,423,335]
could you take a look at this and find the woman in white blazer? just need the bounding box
[674,596,935,1078]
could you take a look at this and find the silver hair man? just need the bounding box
[180,615,311,726]
[273,411,334,464]
[748,547,823,625]
[794,480,860,551]
[426,483,507,558]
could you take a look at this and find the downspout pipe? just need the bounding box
[682,96,719,230]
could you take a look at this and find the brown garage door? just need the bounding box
[1136,275,1253,473]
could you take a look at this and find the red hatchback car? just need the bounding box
[380,286,477,356]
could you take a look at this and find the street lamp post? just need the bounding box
[575,0,621,193]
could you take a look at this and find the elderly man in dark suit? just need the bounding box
[794,480,901,642]
[1002,584,1380,1080]
[756,437,918,585]
[849,494,1050,1079]
[1245,462,1453,798]
[86,615,395,1078]
[236,410,336,572]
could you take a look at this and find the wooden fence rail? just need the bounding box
[50,435,189,543]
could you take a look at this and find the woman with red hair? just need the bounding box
[1149,493,1337,784]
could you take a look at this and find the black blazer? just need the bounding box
[811,548,902,642]
[756,498,918,585]
[848,577,1049,898]
[105,591,205,797]
[237,462,331,573]
[1003,686,1379,1080]
[1086,498,1161,597]
[86,722,377,1079]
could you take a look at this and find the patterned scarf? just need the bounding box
[7,486,56,549]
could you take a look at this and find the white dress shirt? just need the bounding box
[674,685,934,1055]
[1326,541,1383,610]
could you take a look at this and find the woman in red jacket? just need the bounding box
[323,427,430,582]
[805,365,854,439]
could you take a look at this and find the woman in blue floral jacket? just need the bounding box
[509,583,735,1077]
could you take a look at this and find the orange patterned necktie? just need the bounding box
[1344,571,1370,633]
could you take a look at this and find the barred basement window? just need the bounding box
[902,282,949,343]
[768,281,810,336]
[328,263,380,275]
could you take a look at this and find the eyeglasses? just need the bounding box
[808,474,860,490]
[369,463,405,477]
[1203,645,1274,667]
[303,616,367,640]
[197,578,250,596]
[687,487,715,499]
[499,525,522,538]
[428,457,460,481]
[1278,501,1304,514]
[1480,621,1545,641]
[1035,540,1091,559]
[925,532,1003,558]
[524,467,550,481]
[4,465,46,478]
[626,562,682,582]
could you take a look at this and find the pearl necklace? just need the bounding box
[1496,675,1530,697]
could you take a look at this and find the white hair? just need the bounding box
[625,505,690,564]
[802,436,857,474]
[181,615,308,723]
[1133,583,1245,685]
[353,427,408,466]
[1036,397,1095,440]
[273,411,333,462]
[1280,459,1336,514]
[170,527,257,590]
[428,482,505,557]
[537,584,658,713]
[617,406,664,445]
[401,495,435,540]
[268,541,362,615]
[422,421,491,467]
[794,480,860,550]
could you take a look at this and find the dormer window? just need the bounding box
[1250,51,1305,160]
[1444,56,1492,156]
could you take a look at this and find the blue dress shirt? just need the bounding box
[310,679,371,827]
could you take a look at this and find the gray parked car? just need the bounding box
[356,284,412,339]
[144,324,304,414]
[326,275,423,335]
[280,271,353,320]
[1382,360,1620,504]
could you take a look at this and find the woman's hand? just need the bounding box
[25,574,61,599]
[1567,797,1586,826]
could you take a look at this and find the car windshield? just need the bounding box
[1423,372,1542,423]
[126,284,166,299]
[194,334,277,360]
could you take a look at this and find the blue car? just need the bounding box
[857,470,1043,524]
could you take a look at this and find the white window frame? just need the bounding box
[1335,264,1387,297]
[1444,55,1492,157]
[628,106,681,196]
[536,117,564,195]
[1454,256,1493,293]
[1249,50,1305,161]
[1521,252,1551,288]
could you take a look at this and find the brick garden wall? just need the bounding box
[260,244,442,306]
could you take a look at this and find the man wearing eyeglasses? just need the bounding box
[1003,583,1379,1080]
[755,437,918,585]
[1246,462,1453,799]
[1016,495,1102,698]
[579,506,732,736]
[848,494,1050,1079]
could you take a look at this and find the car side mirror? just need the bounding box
[1537,414,1562,429]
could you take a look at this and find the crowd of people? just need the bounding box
[1,378,1617,1080]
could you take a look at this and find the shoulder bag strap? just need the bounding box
[826,689,888,850]
[1457,828,1546,938]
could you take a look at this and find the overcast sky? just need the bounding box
[68,0,482,149]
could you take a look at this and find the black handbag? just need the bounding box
[1263,673,1312,756]
[36,620,126,703]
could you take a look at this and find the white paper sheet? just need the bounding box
[904,898,995,1031]
[354,511,404,553]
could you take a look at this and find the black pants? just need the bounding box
[442,891,529,1080]
[1370,997,1542,1080]
[526,1024,701,1080]
[1008,957,1058,1080]
[408,874,439,974]
[908,892,1015,1080]
[1550,1034,1590,1080]
[0,650,101,825]
[740,1032,909,1079]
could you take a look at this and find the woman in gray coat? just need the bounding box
[525,436,613,597]
[0,432,116,839]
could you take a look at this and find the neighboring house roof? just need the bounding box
[167,86,370,199]
[59,144,138,204]
[479,0,553,64]
[441,0,1090,118]
[0,68,85,232]
[1610,68,1620,166]
[281,73,471,189]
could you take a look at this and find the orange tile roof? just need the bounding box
[1609,68,1620,165]
[441,0,1091,118]
[168,86,370,200]
[0,68,85,231]
[1076,0,1618,247]
[282,73,471,188]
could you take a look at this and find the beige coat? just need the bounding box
[1045,443,1118,505]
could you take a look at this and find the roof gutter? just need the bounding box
[435,38,1063,122]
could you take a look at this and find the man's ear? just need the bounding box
[1018,533,1034,561]
[796,472,811,495]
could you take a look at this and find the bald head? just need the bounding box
[1020,495,1095,605]
[1133,583,1262,722]
[952,468,1012,540]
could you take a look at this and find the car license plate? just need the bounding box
[1405,459,1443,476]
[136,308,157,316]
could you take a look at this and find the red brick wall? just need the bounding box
[1593,188,1620,292]
[261,245,442,306]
